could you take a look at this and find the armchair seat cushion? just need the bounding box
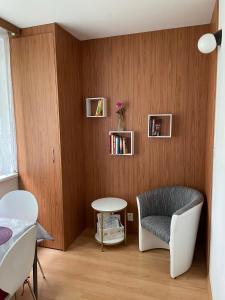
[141,216,171,244]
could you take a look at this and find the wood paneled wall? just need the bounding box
[11,21,216,251]
[82,25,210,232]
[205,0,219,265]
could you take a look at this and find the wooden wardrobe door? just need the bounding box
[10,33,64,250]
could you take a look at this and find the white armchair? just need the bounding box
[137,186,203,278]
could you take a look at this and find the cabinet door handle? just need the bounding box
[52,148,55,163]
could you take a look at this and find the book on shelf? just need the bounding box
[110,134,129,155]
[95,99,103,116]
[116,136,119,154]
[120,137,123,153]
[122,137,126,154]
[110,134,114,154]
[150,117,162,136]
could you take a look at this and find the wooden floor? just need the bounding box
[18,229,209,300]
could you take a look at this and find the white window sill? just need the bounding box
[0,172,18,183]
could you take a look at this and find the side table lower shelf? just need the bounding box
[95,233,125,246]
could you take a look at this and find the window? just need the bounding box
[0,31,17,176]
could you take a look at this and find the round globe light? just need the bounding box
[198,33,217,54]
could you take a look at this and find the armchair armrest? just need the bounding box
[170,202,203,278]
[173,196,204,216]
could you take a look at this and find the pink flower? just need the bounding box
[116,101,124,110]
[116,101,125,115]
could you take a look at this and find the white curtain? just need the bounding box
[0,31,17,176]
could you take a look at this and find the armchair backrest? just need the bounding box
[137,186,204,219]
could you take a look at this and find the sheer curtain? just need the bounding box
[0,31,17,176]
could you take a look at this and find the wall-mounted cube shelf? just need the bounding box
[148,114,172,138]
[109,131,134,156]
[86,97,107,117]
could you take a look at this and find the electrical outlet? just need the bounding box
[127,213,134,222]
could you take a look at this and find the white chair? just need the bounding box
[0,190,38,222]
[0,225,37,299]
[0,190,38,223]
[0,190,46,279]
[137,186,204,278]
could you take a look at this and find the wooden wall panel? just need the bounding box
[10,32,64,249]
[82,25,210,233]
[54,25,85,248]
[205,0,219,266]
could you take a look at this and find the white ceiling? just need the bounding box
[0,0,215,40]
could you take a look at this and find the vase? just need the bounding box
[117,114,125,131]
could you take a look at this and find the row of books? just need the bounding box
[110,134,129,155]
[149,117,162,136]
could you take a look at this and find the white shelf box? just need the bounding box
[86,97,107,117]
[148,114,172,138]
[109,131,134,156]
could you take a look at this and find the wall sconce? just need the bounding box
[198,30,222,54]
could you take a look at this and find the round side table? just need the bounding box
[91,197,127,251]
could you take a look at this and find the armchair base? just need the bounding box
[138,227,169,252]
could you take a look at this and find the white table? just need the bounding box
[0,217,34,262]
[91,197,127,251]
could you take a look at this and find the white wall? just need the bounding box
[210,1,225,299]
[0,175,18,198]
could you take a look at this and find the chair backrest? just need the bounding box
[0,190,38,222]
[137,186,204,218]
[0,225,37,296]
